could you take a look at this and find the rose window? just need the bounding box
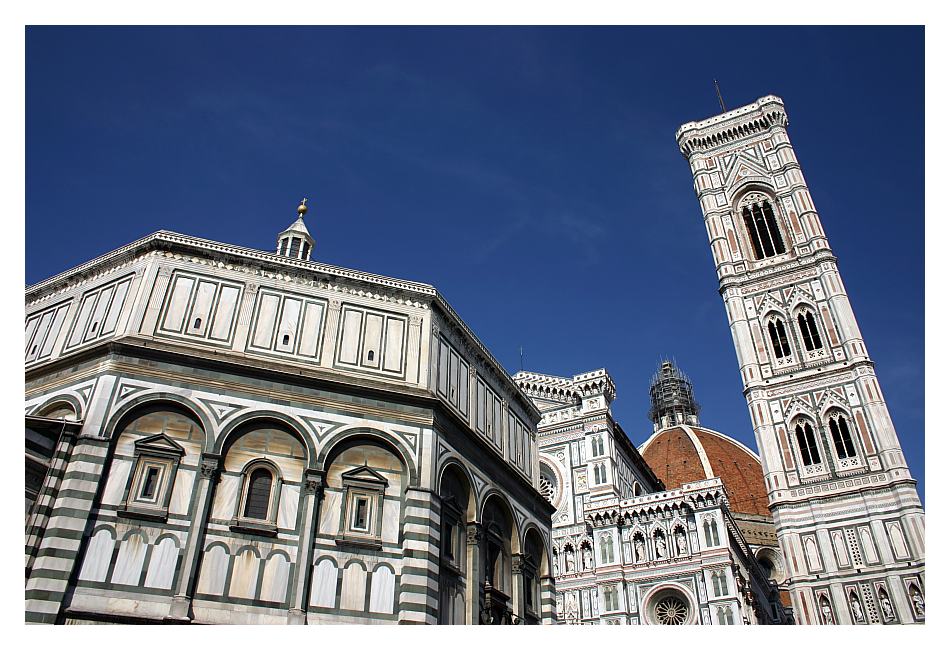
[539,463,559,505]
[654,595,689,625]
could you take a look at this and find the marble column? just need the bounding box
[511,553,525,623]
[287,470,324,625]
[166,452,221,622]
[465,522,482,625]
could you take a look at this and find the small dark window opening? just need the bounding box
[795,422,821,466]
[282,334,290,346]
[279,239,289,256]
[90,321,98,333]
[302,242,311,259]
[288,237,302,258]
[243,467,273,520]
[193,317,202,329]
[768,320,792,358]
[829,415,857,459]
[367,350,375,361]
[352,496,370,530]
[140,466,160,500]
[31,345,37,355]
[742,200,786,260]
[798,312,823,351]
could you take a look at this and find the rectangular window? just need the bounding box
[352,496,370,531]
[139,466,161,500]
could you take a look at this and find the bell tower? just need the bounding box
[675,96,924,624]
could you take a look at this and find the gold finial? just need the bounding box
[297,197,308,216]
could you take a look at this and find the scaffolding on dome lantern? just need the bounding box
[648,360,701,431]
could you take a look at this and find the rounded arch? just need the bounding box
[91,523,117,538]
[154,532,181,547]
[265,548,292,562]
[33,394,83,420]
[523,525,551,578]
[480,489,520,554]
[313,554,338,568]
[215,410,315,465]
[120,528,148,543]
[240,456,284,479]
[204,540,231,554]
[233,544,262,558]
[104,393,213,452]
[438,458,477,522]
[317,426,416,483]
[342,558,368,571]
[728,181,779,210]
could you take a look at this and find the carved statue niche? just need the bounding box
[909,584,924,618]
[582,544,593,571]
[878,588,895,621]
[849,592,865,623]
[564,546,576,573]
[634,535,645,563]
[675,528,688,556]
[654,531,667,559]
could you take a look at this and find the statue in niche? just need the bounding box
[849,594,865,622]
[552,552,560,577]
[820,599,834,625]
[583,545,593,570]
[634,537,645,563]
[675,529,688,555]
[879,590,894,620]
[565,549,575,573]
[655,534,667,559]
[910,587,924,617]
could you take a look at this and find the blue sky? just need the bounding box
[26,26,924,502]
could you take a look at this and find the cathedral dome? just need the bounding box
[639,425,770,517]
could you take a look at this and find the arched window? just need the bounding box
[794,421,821,466]
[828,413,858,459]
[797,311,823,351]
[242,466,275,520]
[703,519,720,546]
[593,463,606,485]
[767,319,792,359]
[741,196,786,260]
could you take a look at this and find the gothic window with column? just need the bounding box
[828,412,858,460]
[766,315,793,361]
[739,192,787,260]
[796,309,824,352]
[794,419,822,468]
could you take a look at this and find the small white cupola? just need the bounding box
[277,198,315,261]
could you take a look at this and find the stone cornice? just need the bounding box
[676,95,788,157]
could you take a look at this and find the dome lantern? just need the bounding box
[276,197,315,261]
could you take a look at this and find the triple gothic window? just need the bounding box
[741,196,786,260]
[795,421,822,467]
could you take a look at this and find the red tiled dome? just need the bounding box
[640,425,771,518]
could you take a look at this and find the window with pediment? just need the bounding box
[336,465,388,549]
[119,433,186,522]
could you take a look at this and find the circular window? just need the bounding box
[539,463,560,505]
[644,586,695,625]
[654,595,690,625]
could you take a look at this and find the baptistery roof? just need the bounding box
[639,425,771,518]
